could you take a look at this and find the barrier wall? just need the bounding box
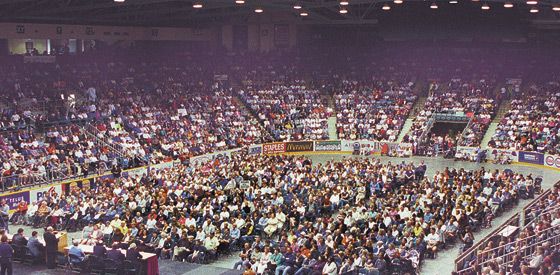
[456,146,560,170]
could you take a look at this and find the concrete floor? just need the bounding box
[10,155,560,275]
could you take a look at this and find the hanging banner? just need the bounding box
[315,140,342,151]
[545,154,560,169]
[248,144,263,155]
[0,191,29,210]
[285,141,314,152]
[30,185,63,202]
[518,151,544,165]
[263,143,286,154]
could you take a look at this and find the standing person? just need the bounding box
[0,235,13,275]
[0,201,9,233]
[43,227,58,269]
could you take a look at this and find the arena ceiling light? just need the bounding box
[254,7,264,13]
[114,0,125,2]
[300,11,308,16]
[394,0,403,4]
[529,7,539,12]
[449,0,458,4]
[554,6,560,11]
[235,0,245,4]
[481,3,490,10]
[382,4,391,10]
[430,2,438,9]
[503,2,514,8]
[339,7,348,13]
[192,1,203,8]
[526,0,537,4]
[340,1,349,6]
[293,3,302,9]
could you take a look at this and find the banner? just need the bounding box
[149,161,174,173]
[190,148,242,166]
[488,149,518,162]
[545,154,560,169]
[285,141,314,153]
[23,56,56,63]
[518,151,544,165]
[122,167,148,179]
[263,143,286,154]
[64,178,95,195]
[315,141,341,151]
[30,185,63,202]
[341,140,378,153]
[0,191,29,210]
[248,144,263,155]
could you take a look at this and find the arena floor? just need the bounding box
[12,155,560,275]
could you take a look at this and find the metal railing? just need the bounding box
[454,183,560,274]
[82,123,127,159]
[0,162,108,192]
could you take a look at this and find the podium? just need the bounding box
[56,232,68,253]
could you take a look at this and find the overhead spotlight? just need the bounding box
[530,7,539,12]
[235,0,245,4]
[472,0,480,2]
[340,1,349,6]
[114,0,125,2]
[430,2,438,9]
[192,1,203,8]
[382,4,391,10]
[554,6,560,11]
[481,3,490,10]
[300,11,308,16]
[503,2,514,8]
[339,7,348,13]
[394,0,403,4]
[526,0,537,4]
[293,3,302,9]
[449,0,458,4]
[254,7,263,13]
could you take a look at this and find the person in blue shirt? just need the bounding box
[0,235,13,275]
[230,224,241,249]
[68,240,86,264]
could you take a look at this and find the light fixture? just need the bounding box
[340,1,349,6]
[192,1,203,8]
[449,0,458,3]
[472,0,480,2]
[300,11,308,16]
[382,4,391,10]
[530,7,539,12]
[394,0,403,4]
[503,2,513,8]
[481,3,490,10]
[526,0,537,5]
[114,0,125,2]
[293,3,302,9]
[430,2,438,9]
[254,7,263,13]
[339,7,348,13]
[235,0,245,4]
[554,6,560,11]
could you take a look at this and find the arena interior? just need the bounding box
[0,0,559,275]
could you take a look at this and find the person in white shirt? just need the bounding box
[426,227,441,256]
[322,257,338,275]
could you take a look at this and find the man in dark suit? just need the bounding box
[43,227,58,269]
[11,228,27,246]
[0,235,13,275]
[107,242,125,265]
[126,243,143,272]
[93,240,107,258]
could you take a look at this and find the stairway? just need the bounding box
[232,94,274,142]
[327,116,338,140]
[410,96,428,119]
[480,100,511,147]
[397,118,415,143]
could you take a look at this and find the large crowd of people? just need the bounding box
[488,83,560,155]
[4,150,539,274]
[334,79,417,142]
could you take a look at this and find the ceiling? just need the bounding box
[1,0,560,27]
